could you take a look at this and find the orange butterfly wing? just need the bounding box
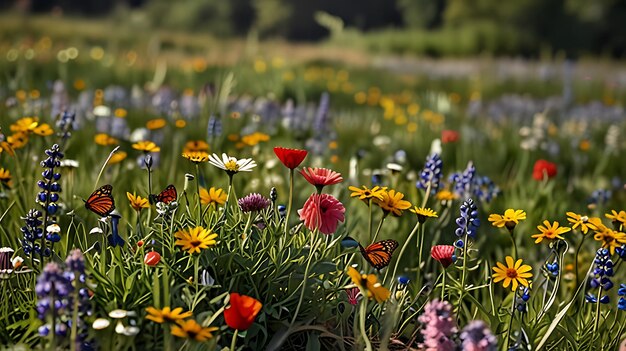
[360,239,399,270]
[84,184,115,216]
[156,184,177,204]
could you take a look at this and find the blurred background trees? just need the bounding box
[2,0,626,57]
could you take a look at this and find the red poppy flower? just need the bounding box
[299,167,343,190]
[144,251,161,266]
[298,193,345,235]
[532,159,557,181]
[441,130,459,144]
[273,147,308,169]
[224,293,263,331]
[431,245,455,268]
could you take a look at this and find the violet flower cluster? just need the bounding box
[418,299,457,351]
[460,320,497,351]
[416,153,443,194]
[455,198,480,246]
[36,250,92,349]
[586,248,613,304]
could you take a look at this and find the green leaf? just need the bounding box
[306,333,321,351]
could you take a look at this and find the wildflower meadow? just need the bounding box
[2,20,626,351]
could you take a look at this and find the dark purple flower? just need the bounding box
[238,193,271,213]
[460,320,497,351]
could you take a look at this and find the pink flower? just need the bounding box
[345,287,361,305]
[298,193,345,235]
[299,167,343,191]
[431,245,455,268]
[418,299,457,351]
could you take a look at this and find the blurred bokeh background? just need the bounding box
[2,0,626,57]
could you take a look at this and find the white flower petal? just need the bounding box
[92,318,111,330]
[108,309,128,319]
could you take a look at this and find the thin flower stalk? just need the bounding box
[290,230,321,327]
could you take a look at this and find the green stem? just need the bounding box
[367,199,373,242]
[594,285,603,334]
[441,269,447,301]
[290,231,319,326]
[194,256,199,295]
[230,329,239,351]
[457,233,469,318]
[389,221,420,284]
[416,223,426,284]
[505,294,516,350]
[284,168,294,236]
[195,164,202,226]
[371,213,387,243]
[359,297,373,351]
[509,230,518,259]
[241,212,253,254]
[574,235,587,289]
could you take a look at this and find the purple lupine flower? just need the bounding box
[238,193,271,213]
[36,262,73,321]
[207,115,222,139]
[455,198,480,241]
[313,92,330,135]
[55,111,75,140]
[21,209,43,257]
[33,143,65,256]
[473,175,500,203]
[417,153,443,194]
[418,299,457,351]
[460,320,497,351]
[449,161,475,199]
[587,248,613,305]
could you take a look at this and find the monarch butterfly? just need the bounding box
[345,237,398,270]
[149,184,177,205]
[84,184,115,217]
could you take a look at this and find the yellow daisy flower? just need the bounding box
[0,168,13,188]
[183,140,209,153]
[199,187,227,207]
[593,226,626,255]
[94,133,118,146]
[182,151,209,164]
[146,118,167,130]
[374,189,412,217]
[566,212,602,234]
[409,206,438,223]
[531,220,571,244]
[435,189,458,202]
[606,210,626,228]
[347,267,390,303]
[174,227,218,254]
[171,320,218,342]
[492,256,533,291]
[126,192,149,211]
[145,306,192,324]
[488,209,526,231]
[107,151,127,165]
[132,141,160,153]
[348,185,386,203]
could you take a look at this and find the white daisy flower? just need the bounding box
[208,153,256,175]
